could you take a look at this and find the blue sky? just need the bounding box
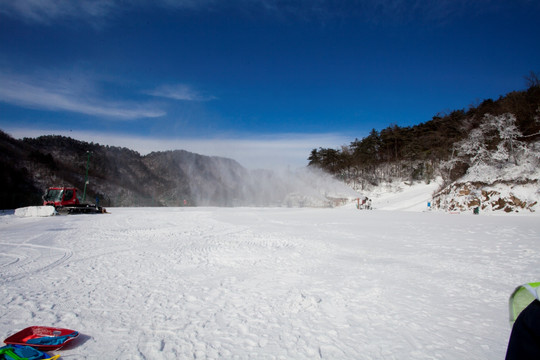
[1,0,539,169]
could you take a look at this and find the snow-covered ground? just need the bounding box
[363,180,442,212]
[1,193,539,359]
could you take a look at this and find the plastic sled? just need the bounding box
[0,345,60,359]
[4,326,79,351]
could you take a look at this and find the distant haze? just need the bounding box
[4,128,351,170]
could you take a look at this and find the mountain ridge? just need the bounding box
[1,132,357,209]
[0,133,248,208]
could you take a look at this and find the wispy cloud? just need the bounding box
[0,0,507,26]
[0,71,165,120]
[147,84,217,102]
[0,0,117,25]
[0,0,216,25]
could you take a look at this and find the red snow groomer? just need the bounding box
[43,187,106,214]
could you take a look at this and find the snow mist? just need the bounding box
[187,164,361,207]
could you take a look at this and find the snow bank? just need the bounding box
[1,207,538,359]
[14,206,56,217]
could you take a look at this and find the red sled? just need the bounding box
[4,326,79,351]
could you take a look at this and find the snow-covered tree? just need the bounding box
[458,113,525,167]
[482,113,523,165]
[457,127,489,165]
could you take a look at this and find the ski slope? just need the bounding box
[1,203,539,359]
[366,180,442,212]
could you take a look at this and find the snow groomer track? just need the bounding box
[1,207,539,359]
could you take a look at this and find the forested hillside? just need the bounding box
[0,133,255,208]
[309,85,539,185]
[0,132,356,209]
[308,84,540,212]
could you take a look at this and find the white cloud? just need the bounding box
[0,0,216,24]
[147,84,216,102]
[0,71,165,120]
[0,0,117,25]
[3,127,351,170]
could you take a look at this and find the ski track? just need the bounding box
[0,208,539,359]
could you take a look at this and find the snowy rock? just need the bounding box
[432,181,539,213]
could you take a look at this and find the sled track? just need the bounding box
[0,242,73,284]
[0,253,20,269]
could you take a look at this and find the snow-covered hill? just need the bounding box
[431,125,540,214]
[313,107,540,215]
[357,115,540,214]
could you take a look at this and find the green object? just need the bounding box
[509,282,540,325]
[0,347,26,360]
[0,345,43,360]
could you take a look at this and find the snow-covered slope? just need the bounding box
[361,179,442,212]
[1,207,538,359]
[359,178,540,214]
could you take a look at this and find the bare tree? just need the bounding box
[524,71,540,88]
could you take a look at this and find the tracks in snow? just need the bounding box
[1,208,534,359]
[0,242,73,283]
